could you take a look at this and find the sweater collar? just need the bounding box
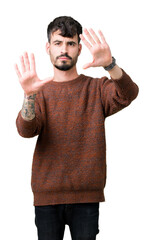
[50,74,85,86]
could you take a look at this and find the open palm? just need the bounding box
[15,52,52,96]
[80,29,112,69]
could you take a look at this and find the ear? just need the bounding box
[78,44,82,56]
[46,42,50,55]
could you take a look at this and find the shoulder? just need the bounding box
[82,74,109,86]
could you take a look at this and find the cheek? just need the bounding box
[49,49,58,60]
[71,48,80,57]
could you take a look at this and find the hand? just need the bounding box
[80,28,112,69]
[15,52,52,96]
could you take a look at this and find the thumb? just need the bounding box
[44,77,53,83]
[83,59,95,69]
[41,77,53,84]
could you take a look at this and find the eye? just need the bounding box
[54,41,61,46]
[68,42,76,46]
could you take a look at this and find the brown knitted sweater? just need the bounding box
[16,69,138,206]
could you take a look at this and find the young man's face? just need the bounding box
[46,30,82,71]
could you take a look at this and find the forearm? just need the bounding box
[101,69,139,117]
[107,65,123,79]
[21,94,36,121]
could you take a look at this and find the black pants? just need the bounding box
[35,202,100,240]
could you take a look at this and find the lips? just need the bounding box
[57,54,72,60]
[59,57,70,60]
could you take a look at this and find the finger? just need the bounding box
[98,30,106,44]
[14,64,22,79]
[89,28,101,44]
[24,52,30,71]
[83,62,93,69]
[20,55,26,73]
[39,77,53,87]
[83,59,94,69]
[43,77,53,84]
[83,63,91,69]
[31,53,36,72]
[79,34,92,50]
[84,28,96,45]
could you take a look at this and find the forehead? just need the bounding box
[50,30,78,43]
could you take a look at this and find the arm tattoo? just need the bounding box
[21,94,36,121]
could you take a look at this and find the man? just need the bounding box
[15,16,138,240]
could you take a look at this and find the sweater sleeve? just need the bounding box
[99,69,139,118]
[16,95,43,138]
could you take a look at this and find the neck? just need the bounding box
[52,66,79,82]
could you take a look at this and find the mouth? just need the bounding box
[59,57,70,60]
[57,54,72,61]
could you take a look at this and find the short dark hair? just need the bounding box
[47,16,82,43]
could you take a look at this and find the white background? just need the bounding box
[0,0,153,239]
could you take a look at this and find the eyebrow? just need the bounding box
[53,40,61,43]
[53,40,77,45]
[67,41,77,45]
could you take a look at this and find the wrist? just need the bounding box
[104,57,116,71]
[24,93,36,100]
[107,65,123,79]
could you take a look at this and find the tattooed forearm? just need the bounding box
[21,94,36,121]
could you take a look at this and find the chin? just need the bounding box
[54,64,74,71]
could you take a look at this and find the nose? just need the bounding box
[61,43,68,54]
